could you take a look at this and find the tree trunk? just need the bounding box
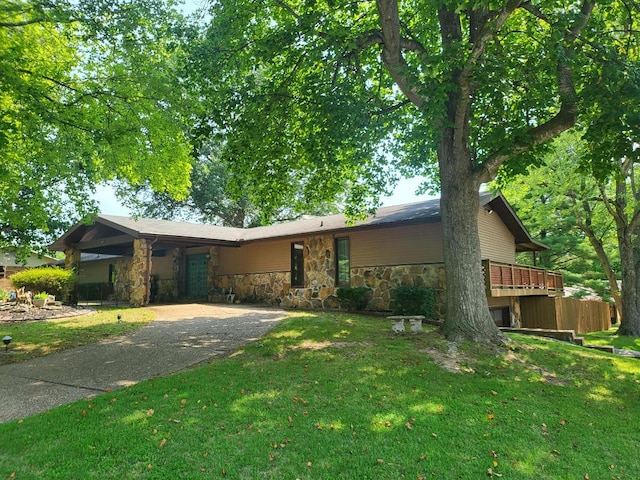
[437,132,506,344]
[617,233,640,336]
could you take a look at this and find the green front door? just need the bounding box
[186,254,209,297]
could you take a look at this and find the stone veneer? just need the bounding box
[113,257,132,303]
[351,264,447,316]
[129,238,151,307]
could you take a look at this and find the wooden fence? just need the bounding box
[520,296,611,334]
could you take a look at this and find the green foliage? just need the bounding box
[0,0,193,248]
[119,152,342,227]
[392,285,437,317]
[184,0,634,342]
[33,292,48,300]
[10,267,76,298]
[0,290,8,301]
[336,287,370,311]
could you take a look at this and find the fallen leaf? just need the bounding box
[147,464,153,470]
[584,474,589,480]
[490,450,498,458]
[491,390,498,396]
[376,459,384,464]
[559,419,567,425]
[487,414,494,420]
[431,433,438,438]
[405,422,413,429]
[306,461,312,468]
[487,467,503,477]
[81,410,87,417]
[385,421,392,427]
[551,450,560,455]
[147,409,154,416]
[288,416,293,423]
[159,438,167,448]
[269,455,276,461]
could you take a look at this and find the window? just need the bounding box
[335,237,350,287]
[291,242,305,287]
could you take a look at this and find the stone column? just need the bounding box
[130,238,152,307]
[64,248,81,304]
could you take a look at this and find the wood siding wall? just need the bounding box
[478,209,516,264]
[520,297,611,334]
[350,223,442,267]
[218,208,517,276]
[219,239,294,275]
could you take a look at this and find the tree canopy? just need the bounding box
[187,0,637,342]
[0,0,193,253]
[117,147,343,227]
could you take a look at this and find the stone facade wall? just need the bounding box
[113,257,132,303]
[351,263,447,316]
[129,238,151,307]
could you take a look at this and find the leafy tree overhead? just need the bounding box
[497,133,621,312]
[189,0,634,343]
[0,0,193,254]
[118,143,343,227]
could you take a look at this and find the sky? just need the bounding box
[94,176,435,216]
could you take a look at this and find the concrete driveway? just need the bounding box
[0,304,286,424]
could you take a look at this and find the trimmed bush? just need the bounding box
[392,285,437,317]
[336,287,370,311]
[10,267,76,298]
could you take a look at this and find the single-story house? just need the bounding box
[0,248,57,291]
[49,192,563,326]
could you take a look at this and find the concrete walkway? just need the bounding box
[0,304,286,424]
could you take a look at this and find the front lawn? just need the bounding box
[1,313,638,479]
[0,307,155,365]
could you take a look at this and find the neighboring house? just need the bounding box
[0,249,57,291]
[50,192,563,326]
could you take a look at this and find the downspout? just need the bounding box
[145,237,158,305]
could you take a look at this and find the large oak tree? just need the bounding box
[189,0,636,343]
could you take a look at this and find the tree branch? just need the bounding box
[375,0,426,107]
[476,1,595,183]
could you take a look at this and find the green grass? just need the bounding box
[0,307,155,364]
[582,326,640,351]
[1,312,639,479]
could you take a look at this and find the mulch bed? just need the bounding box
[0,303,94,324]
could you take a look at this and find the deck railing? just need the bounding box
[483,260,564,297]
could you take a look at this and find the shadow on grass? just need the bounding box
[2,312,640,479]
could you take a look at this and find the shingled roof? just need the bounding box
[50,192,546,253]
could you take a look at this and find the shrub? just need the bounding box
[336,287,370,311]
[392,285,437,317]
[0,290,8,301]
[10,267,76,298]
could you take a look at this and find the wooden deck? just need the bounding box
[483,260,563,297]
